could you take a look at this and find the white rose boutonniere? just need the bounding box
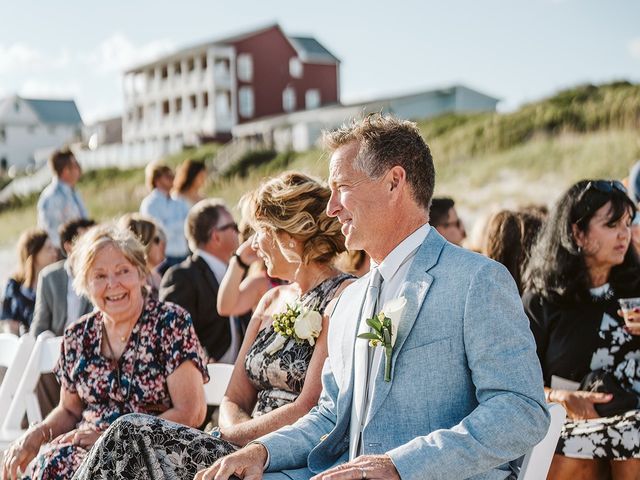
[358,296,407,381]
[267,303,323,354]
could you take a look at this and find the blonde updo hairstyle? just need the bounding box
[70,223,150,299]
[248,171,346,265]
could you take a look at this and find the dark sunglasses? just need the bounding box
[440,219,463,229]
[216,222,239,233]
[580,180,627,199]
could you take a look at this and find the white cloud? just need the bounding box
[0,43,43,73]
[86,33,175,74]
[629,38,640,60]
[20,79,82,99]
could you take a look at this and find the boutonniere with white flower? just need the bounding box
[358,296,407,381]
[265,303,323,355]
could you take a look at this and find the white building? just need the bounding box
[0,95,83,173]
[232,84,500,152]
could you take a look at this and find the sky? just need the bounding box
[1,0,638,124]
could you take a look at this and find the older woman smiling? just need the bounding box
[1,224,208,480]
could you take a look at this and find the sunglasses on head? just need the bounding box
[216,222,239,233]
[580,180,627,197]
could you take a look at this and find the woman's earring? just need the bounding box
[288,241,295,248]
[577,245,582,253]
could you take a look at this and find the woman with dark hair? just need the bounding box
[1,228,58,334]
[522,179,640,479]
[173,159,207,206]
[483,210,543,294]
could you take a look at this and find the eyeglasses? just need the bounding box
[216,222,239,233]
[439,219,463,229]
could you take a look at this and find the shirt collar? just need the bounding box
[54,177,74,193]
[372,223,430,283]
[196,249,228,283]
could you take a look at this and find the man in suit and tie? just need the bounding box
[198,115,549,480]
[160,199,241,363]
[32,218,95,336]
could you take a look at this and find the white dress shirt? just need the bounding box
[196,249,242,364]
[349,223,430,458]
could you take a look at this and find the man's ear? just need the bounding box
[388,165,406,192]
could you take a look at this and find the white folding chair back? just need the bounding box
[0,333,20,367]
[204,363,234,406]
[0,334,35,426]
[517,403,566,480]
[3,331,62,431]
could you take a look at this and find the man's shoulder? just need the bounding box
[37,180,61,205]
[40,260,67,280]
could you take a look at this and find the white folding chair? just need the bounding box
[0,334,35,428]
[1,331,62,444]
[517,403,566,480]
[203,363,234,406]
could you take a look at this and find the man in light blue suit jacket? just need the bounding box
[197,115,549,480]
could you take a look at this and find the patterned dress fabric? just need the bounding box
[1,278,36,330]
[26,298,208,480]
[72,273,353,480]
[525,285,640,460]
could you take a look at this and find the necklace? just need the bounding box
[102,320,140,403]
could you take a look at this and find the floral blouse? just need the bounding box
[1,278,36,329]
[54,298,208,431]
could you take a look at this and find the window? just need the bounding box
[189,94,197,110]
[175,97,182,113]
[161,65,168,79]
[237,54,253,82]
[215,92,230,117]
[162,100,170,116]
[282,87,296,112]
[174,61,182,76]
[0,126,5,142]
[203,92,209,108]
[188,58,195,72]
[201,55,208,71]
[238,86,254,118]
[289,57,303,78]
[137,106,144,120]
[305,89,321,109]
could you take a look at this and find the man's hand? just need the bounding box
[310,455,400,480]
[194,442,267,480]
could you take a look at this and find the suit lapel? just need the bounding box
[194,254,219,294]
[366,230,446,423]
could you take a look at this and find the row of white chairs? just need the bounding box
[0,332,563,478]
[0,330,234,450]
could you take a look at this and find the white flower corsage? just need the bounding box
[358,296,407,381]
[265,303,323,354]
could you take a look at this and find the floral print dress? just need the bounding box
[25,298,208,480]
[72,273,353,480]
[557,286,640,460]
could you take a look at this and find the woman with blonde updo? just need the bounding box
[74,172,355,480]
[1,224,208,480]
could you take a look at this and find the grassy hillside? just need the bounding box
[1,81,638,247]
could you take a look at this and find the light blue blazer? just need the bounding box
[259,230,550,480]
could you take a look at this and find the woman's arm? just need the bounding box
[219,311,331,447]
[1,387,83,479]
[217,297,271,427]
[160,360,207,427]
[217,237,264,316]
